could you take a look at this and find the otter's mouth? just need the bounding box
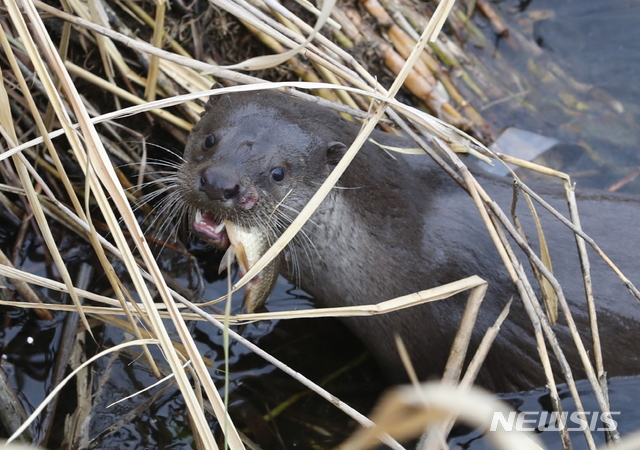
[192,209,280,312]
[193,210,230,249]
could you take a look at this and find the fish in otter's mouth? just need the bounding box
[193,210,279,313]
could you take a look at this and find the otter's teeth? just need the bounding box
[213,222,226,234]
[195,210,225,233]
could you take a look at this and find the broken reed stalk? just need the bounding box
[420,297,513,450]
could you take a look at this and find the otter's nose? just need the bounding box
[198,167,240,201]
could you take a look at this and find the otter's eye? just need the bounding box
[203,134,216,150]
[270,167,285,183]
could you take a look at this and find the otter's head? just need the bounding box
[177,89,347,249]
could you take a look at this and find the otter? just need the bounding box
[176,88,640,392]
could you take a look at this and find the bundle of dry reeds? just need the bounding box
[1,0,639,448]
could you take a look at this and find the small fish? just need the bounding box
[220,221,279,313]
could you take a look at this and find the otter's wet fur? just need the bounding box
[177,89,640,392]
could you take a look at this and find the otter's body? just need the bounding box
[178,89,640,392]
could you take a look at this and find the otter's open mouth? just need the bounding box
[193,210,230,249]
[192,210,279,312]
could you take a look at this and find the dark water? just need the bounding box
[526,0,640,105]
[0,238,386,448]
[471,0,640,193]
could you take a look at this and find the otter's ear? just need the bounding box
[326,141,347,166]
[203,83,225,113]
